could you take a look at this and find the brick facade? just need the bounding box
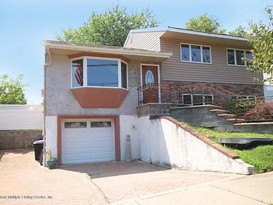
[160,80,264,105]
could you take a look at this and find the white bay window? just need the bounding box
[71,57,128,89]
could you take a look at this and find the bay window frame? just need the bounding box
[71,56,128,90]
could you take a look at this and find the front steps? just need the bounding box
[209,107,245,123]
[170,105,246,132]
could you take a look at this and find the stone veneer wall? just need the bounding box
[0,130,42,150]
[170,105,273,134]
[160,81,264,104]
[170,105,234,131]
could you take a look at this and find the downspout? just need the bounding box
[43,46,52,166]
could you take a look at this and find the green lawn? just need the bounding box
[184,123,273,173]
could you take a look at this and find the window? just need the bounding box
[227,49,252,66]
[191,45,201,62]
[181,44,190,61]
[87,59,118,87]
[121,62,127,89]
[202,47,211,63]
[236,50,245,66]
[64,122,87,128]
[71,57,128,89]
[91,121,111,128]
[181,44,211,63]
[72,59,83,87]
[181,94,214,105]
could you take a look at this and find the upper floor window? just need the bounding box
[71,57,128,89]
[227,49,252,66]
[181,44,211,64]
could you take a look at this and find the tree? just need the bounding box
[228,25,248,37]
[57,5,159,46]
[185,14,226,34]
[0,74,27,104]
[245,6,273,83]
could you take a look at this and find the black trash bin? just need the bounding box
[33,140,43,161]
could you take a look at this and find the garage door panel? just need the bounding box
[62,119,115,164]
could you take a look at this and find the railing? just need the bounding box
[137,82,273,123]
[137,83,159,105]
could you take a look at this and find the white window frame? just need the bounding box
[71,56,128,90]
[181,93,214,105]
[226,48,252,67]
[180,43,212,64]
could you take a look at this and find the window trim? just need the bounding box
[226,48,251,67]
[180,43,212,64]
[71,56,128,90]
[181,93,214,105]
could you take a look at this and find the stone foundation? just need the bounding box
[0,130,43,150]
[137,103,173,117]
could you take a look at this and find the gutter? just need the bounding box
[43,46,51,167]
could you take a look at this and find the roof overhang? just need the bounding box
[166,27,247,42]
[42,40,172,59]
[128,26,250,48]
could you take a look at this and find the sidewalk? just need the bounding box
[114,171,273,205]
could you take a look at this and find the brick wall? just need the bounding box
[160,81,264,104]
[0,130,42,150]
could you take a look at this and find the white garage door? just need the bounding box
[62,119,115,164]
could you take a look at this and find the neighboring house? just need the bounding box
[43,26,263,167]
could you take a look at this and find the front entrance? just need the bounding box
[141,65,159,104]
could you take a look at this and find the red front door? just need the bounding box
[141,65,159,104]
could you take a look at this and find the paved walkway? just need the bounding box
[0,149,272,205]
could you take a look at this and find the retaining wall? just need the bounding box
[138,116,253,174]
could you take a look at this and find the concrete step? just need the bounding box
[226,118,246,123]
[210,109,229,114]
[217,113,236,119]
[208,105,223,109]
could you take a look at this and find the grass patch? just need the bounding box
[183,122,273,173]
[233,146,273,173]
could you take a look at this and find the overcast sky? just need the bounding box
[0,0,272,104]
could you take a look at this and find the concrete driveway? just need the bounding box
[0,149,272,205]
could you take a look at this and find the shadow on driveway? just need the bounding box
[59,160,169,179]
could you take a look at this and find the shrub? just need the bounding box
[223,99,256,117]
[244,102,273,122]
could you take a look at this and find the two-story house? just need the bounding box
[43,27,262,169]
